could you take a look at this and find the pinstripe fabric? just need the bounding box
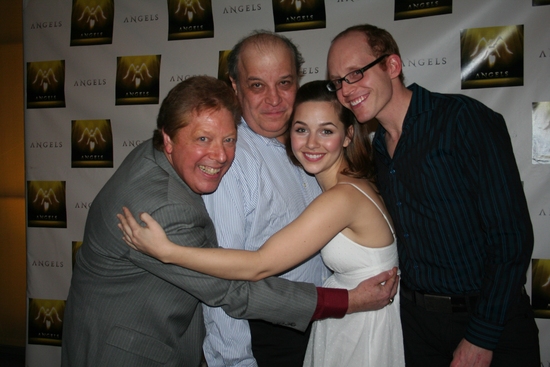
[373,84,534,349]
[61,140,318,367]
[201,120,331,367]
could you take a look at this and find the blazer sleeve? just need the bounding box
[124,202,318,332]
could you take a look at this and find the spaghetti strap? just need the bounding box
[338,182,395,236]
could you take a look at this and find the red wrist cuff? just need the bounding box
[311,287,348,321]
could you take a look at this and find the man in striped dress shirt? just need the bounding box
[201,30,398,367]
[327,24,540,367]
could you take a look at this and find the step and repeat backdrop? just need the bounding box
[23,0,550,365]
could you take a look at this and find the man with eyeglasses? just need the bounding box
[327,24,540,367]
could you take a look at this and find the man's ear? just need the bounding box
[386,54,402,80]
[229,76,238,95]
[162,130,173,155]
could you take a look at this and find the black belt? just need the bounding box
[400,283,479,314]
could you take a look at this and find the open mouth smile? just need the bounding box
[303,153,324,161]
[350,94,367,107]
[199,165,221,175]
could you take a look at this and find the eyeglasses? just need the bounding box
[326,54,390,92]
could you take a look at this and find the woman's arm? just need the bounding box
[118,207,269,280]
[118,188,353,280]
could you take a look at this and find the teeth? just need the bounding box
[350,95,366,107]
[200,165,221,175]
[305,153,323,159]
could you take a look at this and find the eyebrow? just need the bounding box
[293,120,338,127]
[329,66,361,80]
[246,73,295,81]
[245,76,263,82]
[319,121,338,127]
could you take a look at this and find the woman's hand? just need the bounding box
[117,207,173,262]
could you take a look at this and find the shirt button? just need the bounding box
[390,169,396,174]
[397,201,402,207]
[404,233,409,238]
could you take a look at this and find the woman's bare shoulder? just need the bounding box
[333,178,379,198]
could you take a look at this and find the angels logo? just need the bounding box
[394,0,452,20]
[28,299,65,346]
[35,305,62,331]
[272,0,326,32]
[281,0,306,12]
[80,127,105,150]
[33,67,58,93]
[176,0,205,22]
[168,0,214,39]
[70,0,114,45]
[460,25,524,89]
[26,60,66,108]
[123,62,153,89]
[27,181,67,228]
[115,55,161,105]
[78,4,107,29]
[72,119,114,167]
[33,187,60,212]
[469,35,514,68]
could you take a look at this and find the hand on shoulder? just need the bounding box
[117,207,175,262]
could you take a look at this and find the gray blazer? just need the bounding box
[61,140,317,367]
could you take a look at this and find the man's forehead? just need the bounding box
[328,35,372,72]
[243,72,295,82]
[188,108,234,125]
[240,42,294,67]
[334,30,368,46]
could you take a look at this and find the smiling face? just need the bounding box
[327,31,394,123]
[290,101,352,177]
[163,108,237,195]
[231,40,298,140]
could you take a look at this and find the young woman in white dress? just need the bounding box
[118,80,405,367]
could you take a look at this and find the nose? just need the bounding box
[210,141,228,163]
[265,87,282,106]
[340,81,354,97]
[306,133,319,149]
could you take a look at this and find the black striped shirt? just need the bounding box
[373,83,533,349]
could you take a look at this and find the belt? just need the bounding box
[400,283,479,314]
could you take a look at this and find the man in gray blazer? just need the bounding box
[61,76,398,367]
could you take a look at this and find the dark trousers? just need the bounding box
[249,320,312,367]
[400,291,540,367]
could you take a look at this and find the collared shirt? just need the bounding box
[202,119,331,367]
[373,83,533,350]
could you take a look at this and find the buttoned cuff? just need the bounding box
[311,287,348,321]
[464,316,505,350]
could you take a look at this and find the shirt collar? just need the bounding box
[405,83,434,120]
[373,83,433,156]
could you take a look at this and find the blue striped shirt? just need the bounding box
[201,119,331,366]
[373,84,533,349]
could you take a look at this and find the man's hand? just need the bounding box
[451,339,493,367]
[347,267,399,313]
